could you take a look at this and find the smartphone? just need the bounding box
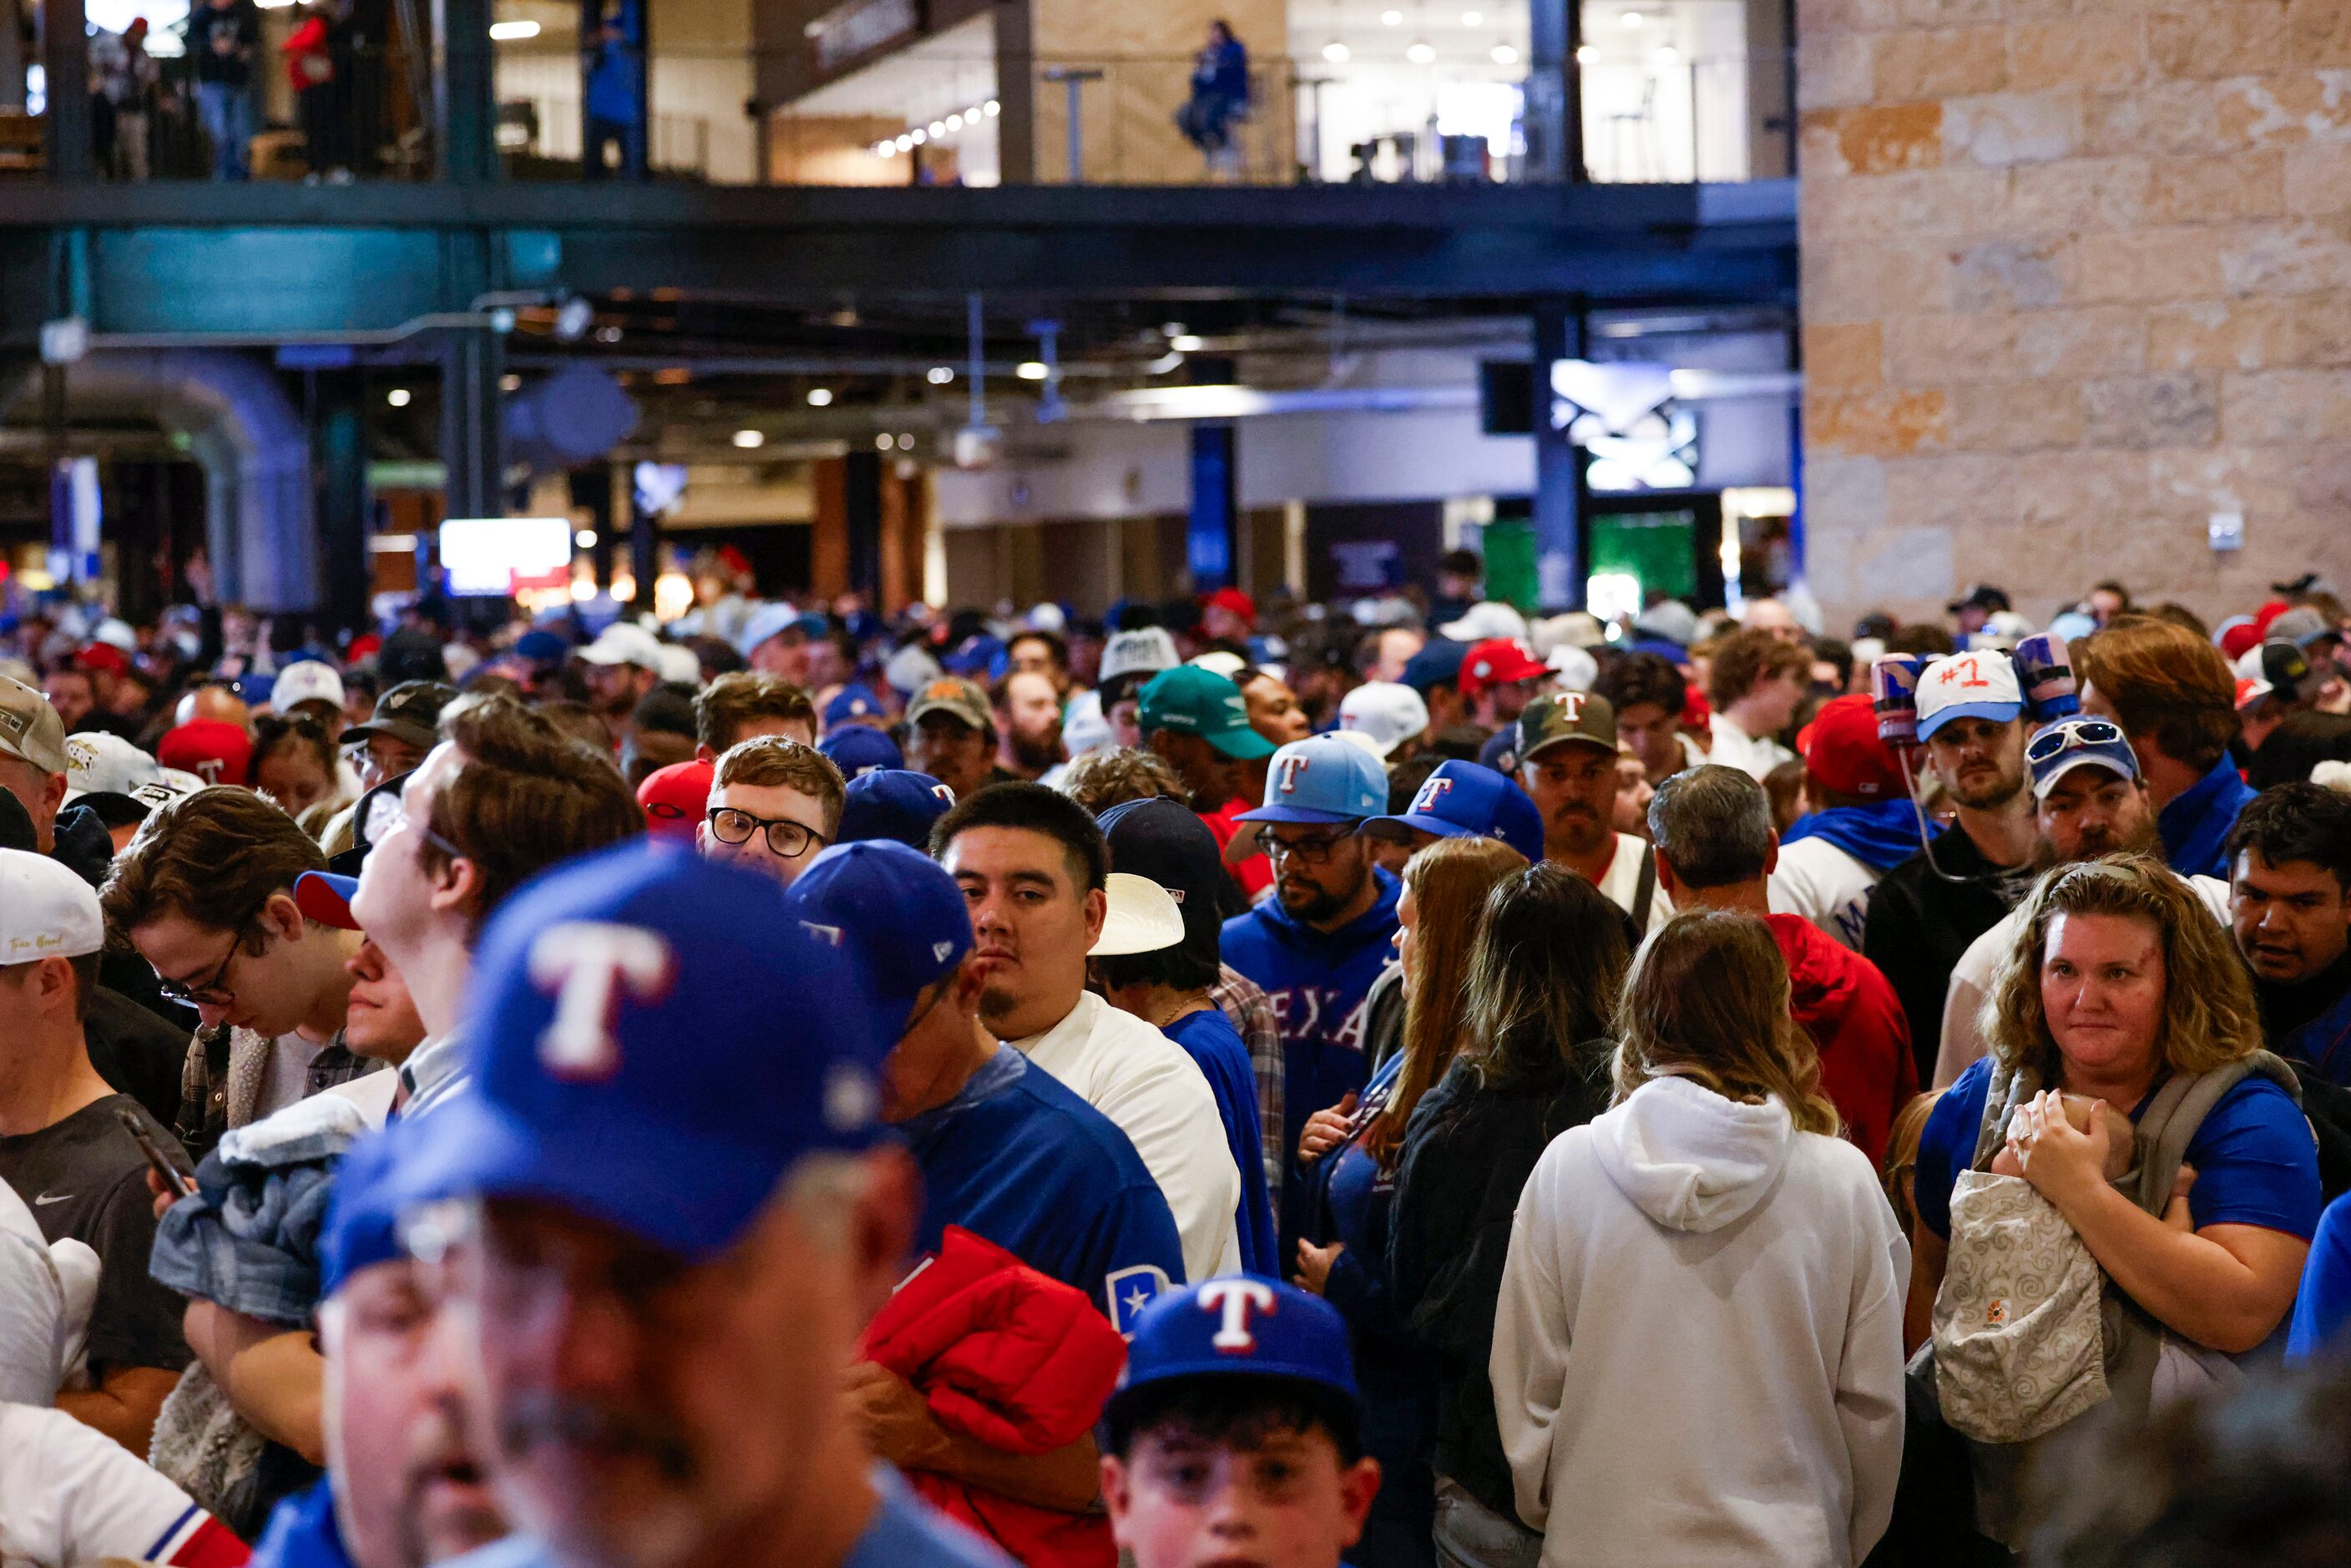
[117,1109,198,1199]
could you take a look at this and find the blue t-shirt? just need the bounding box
[1165,1006,1278,1277]
[2288,1191,2351,1360]
[247,1479,355,1568]
[1917,1055,2323,1243]
[2157,756,2259,882]
[897,1046,1186,1333]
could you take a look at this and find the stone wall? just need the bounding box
[1797,0,2351,630]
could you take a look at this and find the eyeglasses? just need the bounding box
[705,807,828,859]
[1262,829,1353,867]
[2025,718,2125,766]
[156,930,249,1007]
[366,791,468,861]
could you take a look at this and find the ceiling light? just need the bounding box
[499,372,522,391]
[1575,43,1596,62]
[1015,361,1049,380]
[1380,8,1403,23]
[928,119,946,136]
[876,433,896,450]
[983,99,1000,116]
[1620,9,1641,24]
[945,113,963,131]
[909,128,927,144]
[1490,42,1519,63]
[1170,333,1206,352]
[732,429,765,448]
[893,134,913,151]
[806,387,834,407]
[1653,43,1677,63]
[897,432,917,448]
[1322,39,1350,62]
[487,18,538,39]
[574,529,597,549]
[386,387,411,407]
[1461,8,1482,23]
[872,141,893,156]
[595,325,622,344]
[1407,39,1437,63]
[928,366,955,384]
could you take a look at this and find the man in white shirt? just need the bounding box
[1516,693,1672,936]
[1933,717,2227,1087]
[0,1182,62,1409]
[1704,627,1809,781]
[935,782,1243,1283]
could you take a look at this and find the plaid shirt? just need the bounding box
[1211,964,1285,1191]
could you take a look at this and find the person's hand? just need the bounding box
[147,1166,180,1222]
[842,1362,950,1469]
[2161,1165,2199,1232]
[1298,1094,1356,1164]
[1293,1238,1342,1296]
[2006,1090,2111,1210]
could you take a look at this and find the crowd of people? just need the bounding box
[0,557,2345,1568]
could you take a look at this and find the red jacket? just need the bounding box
[1770,913,1917,1165]
[861,1227,1128,1568]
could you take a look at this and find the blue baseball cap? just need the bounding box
[837,768,957,848]
[1399,638,1469,695]
[1365,760,1544,864]
[820,723,904,779]
[513,629,570,665]
[385,842,888,1262]
[823,688,892,733]
[2026,716,2141,800]
[786,841,973,1036]
[319,1129,407,1297]
[1104,1279,1358,1429]
[1236,734,1388,826]
[736,603,827,660]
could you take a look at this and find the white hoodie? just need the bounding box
[1490,1076,1909,1568]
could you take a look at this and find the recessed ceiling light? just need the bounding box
[1170,334,1206,352]
[1015,361,1049,381]
[1407,39,1437,63]
[1322,39,1350,62]
[1380,8,1403,23]
[731,429,765,448]
[386,387,411,407]
[806,387,834,407]
[928,366,955,384]
[1490,42,1519,63]
[1461,9,1482,23]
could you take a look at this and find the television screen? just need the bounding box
[440,517,574,598]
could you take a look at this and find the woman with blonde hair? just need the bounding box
[1907,852,2320,1545]
[1490,910,1908,1567]
[1292,833,1527,1568]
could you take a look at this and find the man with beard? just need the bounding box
[1863,650,2039,1084]
[380,847,1015,1568]
[243,1134,507,1568]
[993,669,1065,781]
[903,678,1019,802]
[572,625,665,752]
[1929,716,2227,1085]
[1219,736,1401,1194]
[935,783,1241,1285]
[2227,783,2351,1082]
[1514,693,1671,936]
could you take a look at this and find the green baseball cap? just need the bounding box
[1515,691,1618,762]
[907,676,994,734]
[1138,666,1277,761]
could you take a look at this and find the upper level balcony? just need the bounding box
[4,0,1790,192]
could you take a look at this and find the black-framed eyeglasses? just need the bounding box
[2025,718,2125,765]
[156,929,250,1007]
[705,807,828,859]
[1263,828,1353,867]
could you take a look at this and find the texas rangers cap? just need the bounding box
[2025,716,2141,800]
[1915,650,2024,741]
[635,759,715,845]
[1457,639,1548,701]
[0,847,104,963]
[1337,682,1429,759]
[823,687,891,733]
[320,1129,407,1297]
[1236,734,1388,826]
[1800,693,1904,800]
[1102,1279,1359,1433]
[1516,690,1618,763]
[819,724,905,779]
[295,870,361,931]
[387,842,887,1262]
[837,769,957,849]
[158,719,254,787]
[786,840,973,1035]
[0,676,68,775]
[1137,666,1276,761]
[1364,760,1543,864]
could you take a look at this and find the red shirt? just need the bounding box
[1204,797,1274,899]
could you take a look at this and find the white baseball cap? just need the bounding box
[579,621,666,671]
[0,848,104,964]
[1089,872,1186,958]
[1438,600,1530,645]
[1060,688,1113,757]
[1100,629,1181,685]
[1189,650,1246,680]
[1338,681,1431,758]
[271,660,346,714]
[63,731,162,802]
[1916,650,2024,741]
[654,643,703,686]
[1546,644,1599,692]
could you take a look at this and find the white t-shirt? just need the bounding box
[1592,832,1675,938]
[0,1403,236,1567]
[0,1190,60,1409]
[1009,991,1243,1285]
[1768,837,1881,951]
[1708,713,1797,782]
[1934,873,2232,1088]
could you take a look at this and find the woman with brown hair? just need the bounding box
[1908,852,2321,1545]
[1292,834,1526,1568]
[1490,910,1908,1568]
[1387,863,1631,1568]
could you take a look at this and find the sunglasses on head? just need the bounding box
[2025,718,2124,765]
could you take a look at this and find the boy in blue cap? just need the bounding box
[382,844,1014,1568]
[1100,1280,1381,1568]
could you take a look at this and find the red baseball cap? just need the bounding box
[157,719,253,788]
[2218,620,2264,662]
[1800,693,1904,800]
[1201,587,1256,629]
[1458,638,1548,700]
[73,643,129,678]
[636,758,714,844]
[1681,683,1712,730]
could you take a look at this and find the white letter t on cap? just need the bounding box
[528,922,675,1080]
[1198,1278,1277,1352]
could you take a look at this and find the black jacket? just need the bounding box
[86,986,191,1128]
[1388,1049,1610,1522]
[1862,828,2025,1086]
